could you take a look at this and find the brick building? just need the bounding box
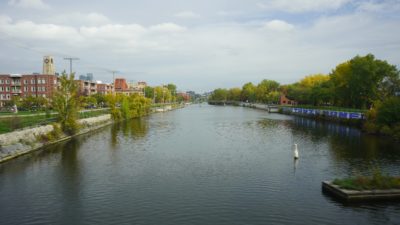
[114,78,128,91]
[0,74,58,107]
[114,78,145,96]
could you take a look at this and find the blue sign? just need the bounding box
[339,112,349,119]
[349,112,362,119]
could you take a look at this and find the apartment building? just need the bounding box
[0,74,58,107]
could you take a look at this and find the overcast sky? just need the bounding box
[0,0,399,92]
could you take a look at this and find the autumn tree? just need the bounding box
[52,72,80,134]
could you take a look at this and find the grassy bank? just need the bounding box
[0,109,110,134]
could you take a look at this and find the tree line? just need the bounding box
[208,54,400,139]
[209,54,399,109]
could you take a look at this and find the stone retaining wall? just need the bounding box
[0,114,112,163]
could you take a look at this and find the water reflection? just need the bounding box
[1,105,400,225]
[110,118,149,148]
[58,138,83,224]
[284,116,400,175]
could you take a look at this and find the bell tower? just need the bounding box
[42,56,55,75]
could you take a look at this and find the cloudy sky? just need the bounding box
[0,0,399,92]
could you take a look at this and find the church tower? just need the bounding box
[42,56,55,75]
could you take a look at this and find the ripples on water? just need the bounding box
[0,105,399,225]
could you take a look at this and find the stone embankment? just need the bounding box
[0,114,112,163]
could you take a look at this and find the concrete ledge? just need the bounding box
[322,181,400,202]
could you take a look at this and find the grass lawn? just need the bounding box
[79,109,110,119]
[0,115,58,134]
[0,111,54,117]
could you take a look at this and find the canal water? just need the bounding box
[1,105,399,225]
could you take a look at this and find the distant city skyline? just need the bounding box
[0,0,399,92]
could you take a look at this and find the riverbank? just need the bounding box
[0,103,185,163]
[209,101,365,126]
[0,114,113,163]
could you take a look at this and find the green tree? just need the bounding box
[52,72,79,134]
[227,88,242,101]
[92,93,107,107]
[255,79,280,103]
[167,84,177,96]
[121,96,130,119]
[331,54,399,109]
[105,93,121,120]
[154,86,171,103]
[241,82,256,102]
[144,86,154,99]
[209,88,228,101]
[79,96,97,108]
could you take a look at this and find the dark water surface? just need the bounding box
[1,105,400,225]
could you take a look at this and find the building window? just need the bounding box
[6,87,10,91]
[6,94,10,99]
[6,80,10,84]
[31,87,36,91]
[0,80,3,84]
[42,79,46,84]
[42,87,46,91]
[24,80,28,84]
[24,87,28,91]
[31,79,35,84]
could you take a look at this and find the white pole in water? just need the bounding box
[293,144,299,159]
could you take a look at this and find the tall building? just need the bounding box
[79,73,94,81]
[42,56,55,75]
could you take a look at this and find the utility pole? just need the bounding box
[111,70,118,93]
[63,57,79,75]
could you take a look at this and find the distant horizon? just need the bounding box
[1,0,399,92]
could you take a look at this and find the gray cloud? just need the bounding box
[0,0,399,92]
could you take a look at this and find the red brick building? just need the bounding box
[0,74,58,107]
[114,78,128,91]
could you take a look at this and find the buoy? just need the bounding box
[293,144,299,159]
